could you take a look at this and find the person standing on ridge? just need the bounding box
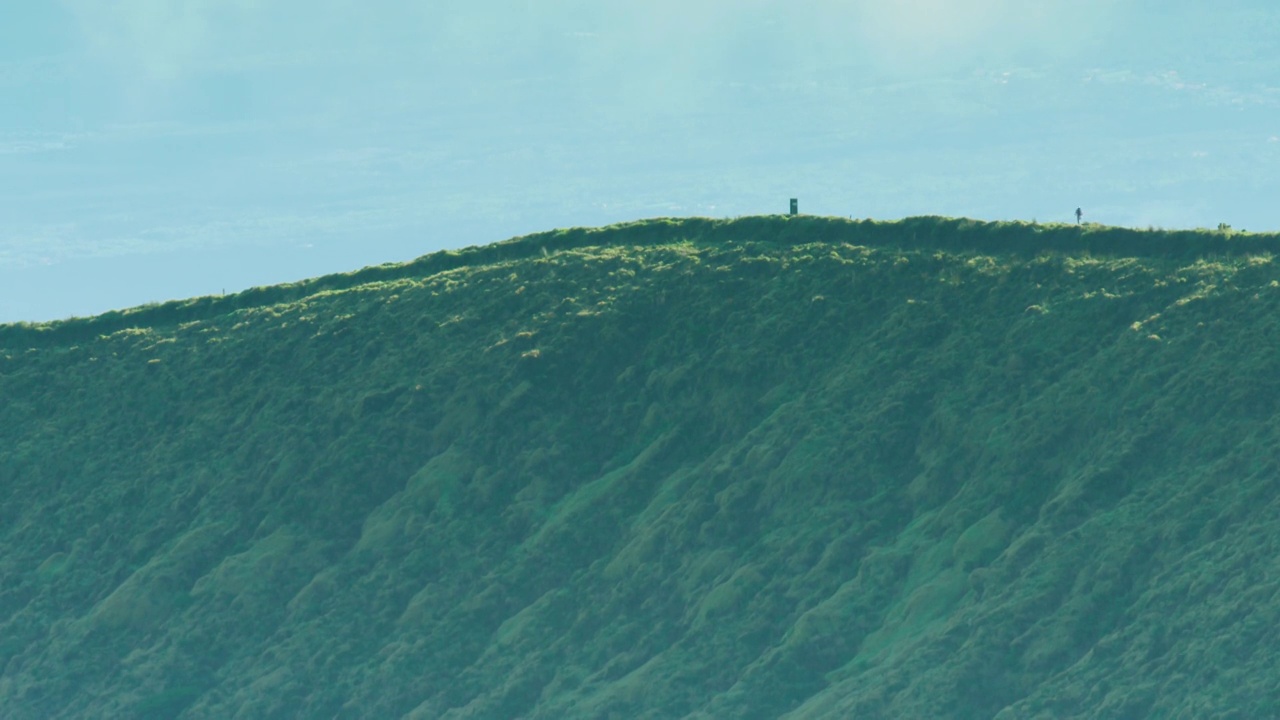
[1075,207,1083,224]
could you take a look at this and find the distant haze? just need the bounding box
[4,1,1279,321]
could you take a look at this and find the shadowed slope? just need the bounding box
[2,216,1280,718]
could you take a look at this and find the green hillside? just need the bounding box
[4,216,1280,718]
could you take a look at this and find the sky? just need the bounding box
[3,1,1280,322]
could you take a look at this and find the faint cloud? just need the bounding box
[0,56,72,87]
[0,202,430,270]
[844,0,1126,75]
[1085,66,1280,108]
[59,0,432,81]
[0,223,88,268]
[61,0,260,80]
[0,131,89,155]
[1150,70,1205,92]
[977,67,1041,85]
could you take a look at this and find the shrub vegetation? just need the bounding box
[3,215,1280,717]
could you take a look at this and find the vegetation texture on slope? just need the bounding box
[3,216,1280,719]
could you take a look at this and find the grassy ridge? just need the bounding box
[3,215,1275,347]
[2,216,1280,717]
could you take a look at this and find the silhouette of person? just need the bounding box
[1075,207,1083,224]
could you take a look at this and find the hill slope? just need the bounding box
[3,216,1280,718]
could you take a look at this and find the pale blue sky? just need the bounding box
[3,1,1279,321]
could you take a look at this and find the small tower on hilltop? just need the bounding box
[789,198,798,216]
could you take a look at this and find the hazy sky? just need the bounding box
[4,1,1279,321]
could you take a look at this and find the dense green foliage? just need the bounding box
[3,215,1280,718]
